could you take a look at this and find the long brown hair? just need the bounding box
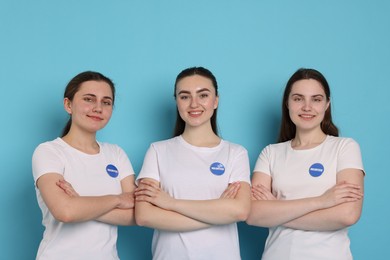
[172,67,219,137]
[61,71,115,137]
[278,68,339,142]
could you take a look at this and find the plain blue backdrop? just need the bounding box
[1,1,389,259]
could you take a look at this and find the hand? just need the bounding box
[220,182,241,199]
[117,192,135,209]
[251,184,276,201]
[318,181,363,208]
[135,179,174,210]
[56,179,79,197]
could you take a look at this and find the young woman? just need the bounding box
[135,67,251,259]
[32,71,136,259]
[246,68,365,260]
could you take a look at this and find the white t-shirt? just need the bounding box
[137,135,250,260]
[32,138,135,260]
[254,135,364,260]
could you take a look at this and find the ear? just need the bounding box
[64,98,72,114]
[214,96,219,109]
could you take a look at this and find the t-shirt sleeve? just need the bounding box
[136,144,160,185]
[116,145,135,181]
[337,138,365,174]
[32,143,64,185]
[253,145,271,176]
[229,146,251,184]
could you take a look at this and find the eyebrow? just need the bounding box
[83,93,113,100]
[291,93,325,98]
[177,88,212,95]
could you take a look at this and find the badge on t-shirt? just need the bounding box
[106,164,119,178]
[308,163,324,177]
[210,162,225,176]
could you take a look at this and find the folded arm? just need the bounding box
[136,178,250,226]
[283,168,364,231]
[94,175,136,226]
[37,173,134,223]
[246,171,363,229]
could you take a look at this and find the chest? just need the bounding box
[63,153,122,196]
[271,149,338,199]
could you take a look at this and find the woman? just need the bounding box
[246,68,365,260]
[135,67,251,259]
[32,71,136,259]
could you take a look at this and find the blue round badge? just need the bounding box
[210,162,225,176]
[309,163,324,177]
[106,164,119,178]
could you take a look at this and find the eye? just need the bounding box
[292,96,302,102]
[199,93,209,99]
[83,97,93,102]
[179,95,189,100]
[103,100,112,106]
[313,97,323,102]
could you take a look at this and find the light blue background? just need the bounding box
[1,1,389,259]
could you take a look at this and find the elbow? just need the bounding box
[340,209,362,227]
[135,205,152,227]
[234,203,251,222]
[53,210,76,223]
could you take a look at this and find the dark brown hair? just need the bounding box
[173,67,219,137]
[61,71,115,137]
[278,68,339,142]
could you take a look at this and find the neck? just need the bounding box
[291,129,327,149]
[62,129,99,154]
[182,124,220,147]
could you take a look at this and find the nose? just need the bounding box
[93,102,102,113]
[190,97,199,108]
[302,100,312,111]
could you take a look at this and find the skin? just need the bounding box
[134,74,251,231]
[36,80,136,225]
[247,79,364,231]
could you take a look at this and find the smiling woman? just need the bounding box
[134,67,251,260]
[247,68,365,260]
[31,71,137,260]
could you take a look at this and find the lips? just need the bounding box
[299,114,315,119]
[188,111,203,117]
[87,115,104,121]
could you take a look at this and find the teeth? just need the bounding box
[190,112,201,115]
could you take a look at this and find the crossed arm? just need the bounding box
[246,168,364,231]
[36,173,136,225]
[134,178,251,232]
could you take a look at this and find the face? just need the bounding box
[176,75,219,129]
[64,80,114,134]
[287,79,330,133]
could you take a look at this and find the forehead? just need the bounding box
[290,79,325,96]
[176,75,215,92]
[78,80,113,97]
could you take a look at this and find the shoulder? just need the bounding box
[263,141,290,153]
[33,138,66,155]
[149,137,179,149]
[98,141,129,156]
[325,136,361,149]
[222,140,248,153]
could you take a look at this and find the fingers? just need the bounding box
[251,184,275,200]
[220,182,240,199]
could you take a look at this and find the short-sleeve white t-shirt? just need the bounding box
[137,136,250,260]
[254,136,364,260]
[32,138,134,260]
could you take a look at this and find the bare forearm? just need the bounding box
[135,202,210,232]
[246,197,322,227]
[57,195,121,223]
[283,201,363,231]
[97,208,136,226]
[170,198,249,225]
